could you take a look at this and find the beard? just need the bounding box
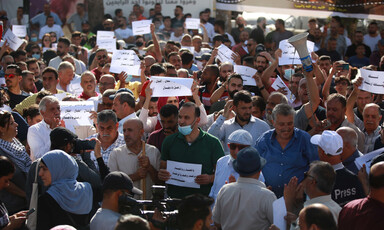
[228,90,238,99]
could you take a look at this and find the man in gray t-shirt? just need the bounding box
[90,172,142,230]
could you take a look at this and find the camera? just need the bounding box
[118,185,181,229]
[73,139,96,153]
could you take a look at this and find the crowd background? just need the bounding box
[0,1,384,230]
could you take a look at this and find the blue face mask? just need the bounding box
[31,37,38,42]
[178,119,196,136]
[125,74,133,83]
[284,69,294,81]
[32,53,40,59]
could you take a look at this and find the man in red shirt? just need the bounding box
[338,161,384,230]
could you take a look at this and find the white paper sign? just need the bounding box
[185,18,200,30]
[12,25,27,37]
[271,76,296,104]
[278,39,315,66]
[110,50,141,76]
[132,20,152,35]
[358,69,384,94]
[97,31,115,40]
[52,43,57,50]
[217,44,235,64]
[234,65,257,86]
[355,147,384,174]
[97,39,116,51]
[60,101,95,134]
[3,30,23,51]
[150,76,193,97]
[273,197,287,230]
[166,160,202,188]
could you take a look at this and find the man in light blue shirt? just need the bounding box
[209,129,264,202]
[31,3,62,28]
[208,90,270,154]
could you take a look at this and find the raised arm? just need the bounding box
[260,50,279,89]
[150,23,163,63]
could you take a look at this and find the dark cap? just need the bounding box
[256,44,266,54]
[50,127,78,146]
[195,53,211,61]
[109,88,134,100]
[233,147,266,176]
[103,171,143,195]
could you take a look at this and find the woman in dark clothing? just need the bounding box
[37,150,93,230]
[0,156,27,229]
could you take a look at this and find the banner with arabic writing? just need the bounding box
[216,0,384,20]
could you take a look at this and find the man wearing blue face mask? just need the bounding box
[158,102,224,199]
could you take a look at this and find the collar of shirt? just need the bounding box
[304,195,333,207]
[237,177,265,187]
[118,112,138,127]
[332,162,344,171]
[41,119,53,130]
[344,149,362,165]
[364,126,381,137]
[229,115,257,125]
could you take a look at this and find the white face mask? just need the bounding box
[229,154,235,162]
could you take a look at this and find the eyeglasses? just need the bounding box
[97,55,107,60]
[228,143,248,151]
[304,171,316,181]
[5,74,16,79]
[5,62,14,65]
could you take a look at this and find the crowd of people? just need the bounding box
[0,2,384,230]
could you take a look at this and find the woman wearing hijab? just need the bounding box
[37,150,93,230]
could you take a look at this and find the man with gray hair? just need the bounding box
[255,103,318,197]
[56,61,75,93]
[250,16,266,44]
[88,110,125,167]
[337,127,362,174]
[111,89,137,133]
[284,161,341,227]
[27,95,61,160]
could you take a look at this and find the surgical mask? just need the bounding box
[32,53,40,59]
[69,52,76,57]
[178,119,196,136]
[31,37,38,42]
[125,74,133,83]
[284,69,294,81]
[136,41,143,47]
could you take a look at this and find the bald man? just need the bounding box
[107,119,160,199]
[338,161,384,230]
[337,127,363,174]
[298,204,337,230]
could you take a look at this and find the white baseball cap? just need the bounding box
[310,130,343,156]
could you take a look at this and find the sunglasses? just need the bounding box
[304,171,316,180]
[228,143,248,151]
[5,74,16,79]
[97,55,107,60]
